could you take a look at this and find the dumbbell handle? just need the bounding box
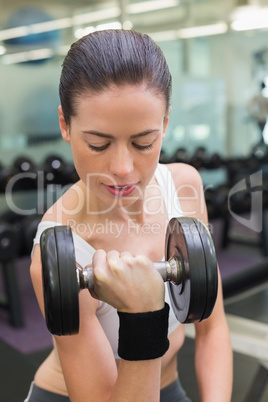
[77,257,181,290]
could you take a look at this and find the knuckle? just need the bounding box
[92,249,106,266]
[121,255,134,266]
[121,251,132,259]
[107,257,124,276]
[107,250,120,260]
[135,254,152,268]
[107,257,119,269]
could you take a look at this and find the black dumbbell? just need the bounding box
[169,148,190,164]
[206,153,224,169]
[40,156,79,188]
[0,212,42,257]
[190,147,208,170]
[229,189,251,214]
[58,162,79,186]
[159,149,169,164]
[40,217,218,335]
[41,154,66,186]
[11,156,37,191]
[0,165,17,193]
[13,156,35,173]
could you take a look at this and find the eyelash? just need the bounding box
[133,143,153,151]
[88,143,153,152]
[88,144,110,152]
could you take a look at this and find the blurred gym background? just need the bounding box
[0,1,268,401]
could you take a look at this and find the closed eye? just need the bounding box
[133,143,153,150]
[88,143,110,152]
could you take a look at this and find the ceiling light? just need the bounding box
[2,48,54,64]
[128,0,179,14]
[0,1,180,41]
[30,18,72,33]
[231,18,268,31]
[0,7,121,41]
[96,21,122,31]
[0,45,6,55]
[177,22,228,38]
[0,26,30,41]
[73,7,121,25]
[74,26,95,39]
[74,21,122,39]
[122,20,133,30]
[149,30,178,42]
[231,5,268,31]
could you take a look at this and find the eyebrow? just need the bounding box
[82,129,159,139]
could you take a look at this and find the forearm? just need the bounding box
[110,359,162,402]
[195,323,233,402]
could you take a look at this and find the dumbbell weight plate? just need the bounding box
[193,219,218,320]
[55,226,79,335]
[40,227,62,334]
[40,226,79,335]
[166,217,206,323]
[166,217,217,323]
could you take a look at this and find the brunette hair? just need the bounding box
[59,29,172,125]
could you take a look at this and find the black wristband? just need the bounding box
[117,303,170,361]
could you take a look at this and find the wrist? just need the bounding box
[117,302,170,361]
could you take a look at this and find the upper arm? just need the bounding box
[167,162,208,223]
[30,245,118,401]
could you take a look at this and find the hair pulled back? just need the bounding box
[59,29,172,125]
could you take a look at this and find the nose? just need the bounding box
[109,146,133,178]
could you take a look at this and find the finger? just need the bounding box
[107,250,120,263]
[120,251,132,258]
[121,251,133,266]
[92,249,106,268]
[92,249,109,290]
[134,254,152,267]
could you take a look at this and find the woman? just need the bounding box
[26,29,232,401]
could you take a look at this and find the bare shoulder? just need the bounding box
[42,180,83,224]
[165,163,207,221]
[166,162,203,190]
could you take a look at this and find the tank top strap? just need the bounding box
[155,163,184,221]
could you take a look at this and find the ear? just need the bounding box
[162,106,171,140]
[58,105,70,144]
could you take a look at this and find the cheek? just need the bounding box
[152,138,163,158]
[70,143,90,178]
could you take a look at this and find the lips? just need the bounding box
[105,184,137,197]
[113,185,131,190]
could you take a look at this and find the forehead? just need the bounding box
[70,84,166,135]
[73,84,166,119]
